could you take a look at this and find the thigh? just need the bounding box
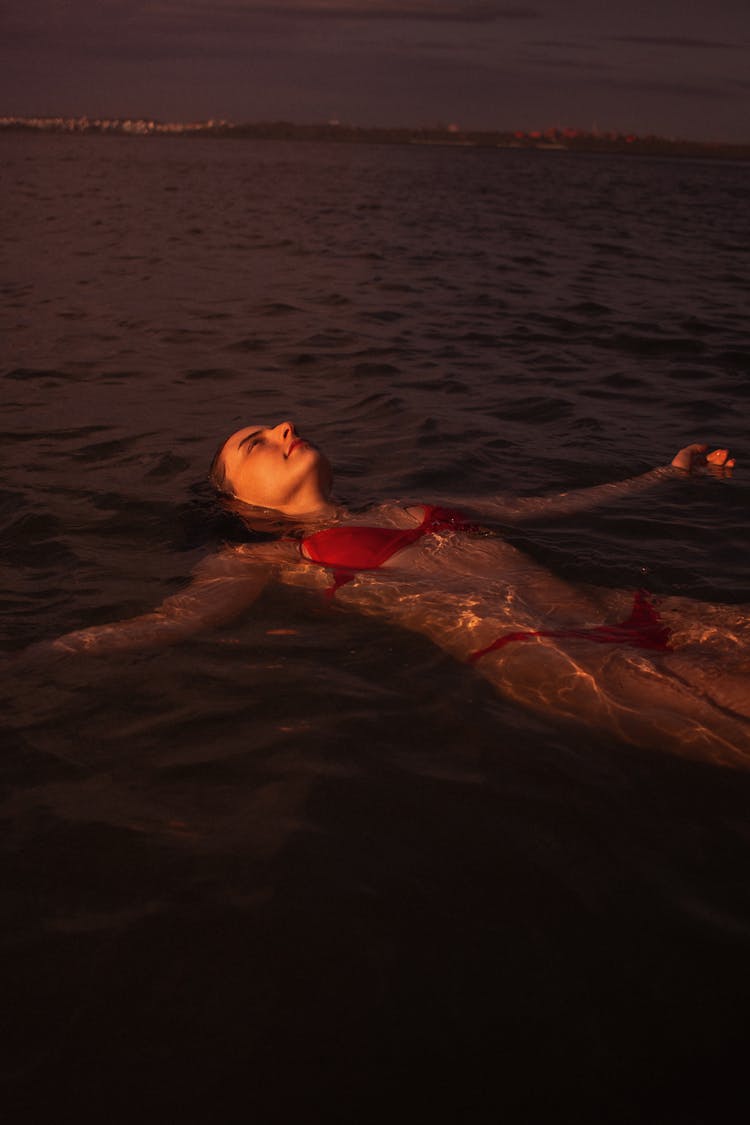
[476,637,750,768]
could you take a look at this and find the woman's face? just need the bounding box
[218,421,333,513]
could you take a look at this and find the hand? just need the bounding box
[705,448,735,474]
[671,443,735,475]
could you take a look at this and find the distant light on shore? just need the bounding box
[1,116,748,158]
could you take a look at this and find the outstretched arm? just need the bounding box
[17,546,274,662]
[463,444,735,524]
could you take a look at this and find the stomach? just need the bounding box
[275,528,750,765]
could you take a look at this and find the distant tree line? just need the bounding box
[1,116,748,160]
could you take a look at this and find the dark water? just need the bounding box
[2,135,750,1120]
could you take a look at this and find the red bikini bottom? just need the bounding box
[469,590,672,663]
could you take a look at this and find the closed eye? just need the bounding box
[237,430,263,454]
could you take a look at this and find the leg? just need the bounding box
[475,635,750,769]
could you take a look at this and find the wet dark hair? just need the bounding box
[208,439,233,497]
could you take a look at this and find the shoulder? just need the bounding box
[192,539,298,580]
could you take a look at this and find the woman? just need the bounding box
[22,422,748,766]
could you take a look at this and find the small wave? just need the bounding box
[181,367,241,381]
[224,337,269,352]
[607,333,707,356]
[4,367,67,381]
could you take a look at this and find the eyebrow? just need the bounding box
[236,429,262,452]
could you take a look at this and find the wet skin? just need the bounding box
[15,425,744,766]
[218,421,334,516]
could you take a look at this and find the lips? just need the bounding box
[287,438,306,456]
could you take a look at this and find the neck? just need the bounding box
[298,502,340,524]
[280,496,340,523]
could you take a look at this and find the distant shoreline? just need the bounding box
[3,117,749,161]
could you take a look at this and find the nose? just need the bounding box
[273,420,296,442]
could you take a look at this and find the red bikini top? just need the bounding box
[301,505,472,572]
[300,505,474,598]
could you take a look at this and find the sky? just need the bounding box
[2,1,749,142]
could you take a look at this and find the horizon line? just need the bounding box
[2,114,748,149]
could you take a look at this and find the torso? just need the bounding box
[220,502,750,760]
[236,502,610,662]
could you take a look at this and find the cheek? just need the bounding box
[227,457,263,503]
[246,455,289,504]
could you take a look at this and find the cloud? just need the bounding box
[1,1,542,54]
[2,1,543,40]
[532,55,612,72]
[1,1,542,63]
[596,75,733,101]
[178,1,542,22]
[610,34,743,50]
[530,40,599,50]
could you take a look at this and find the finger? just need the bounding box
[706,448,730,465]
[671,442,708,469]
